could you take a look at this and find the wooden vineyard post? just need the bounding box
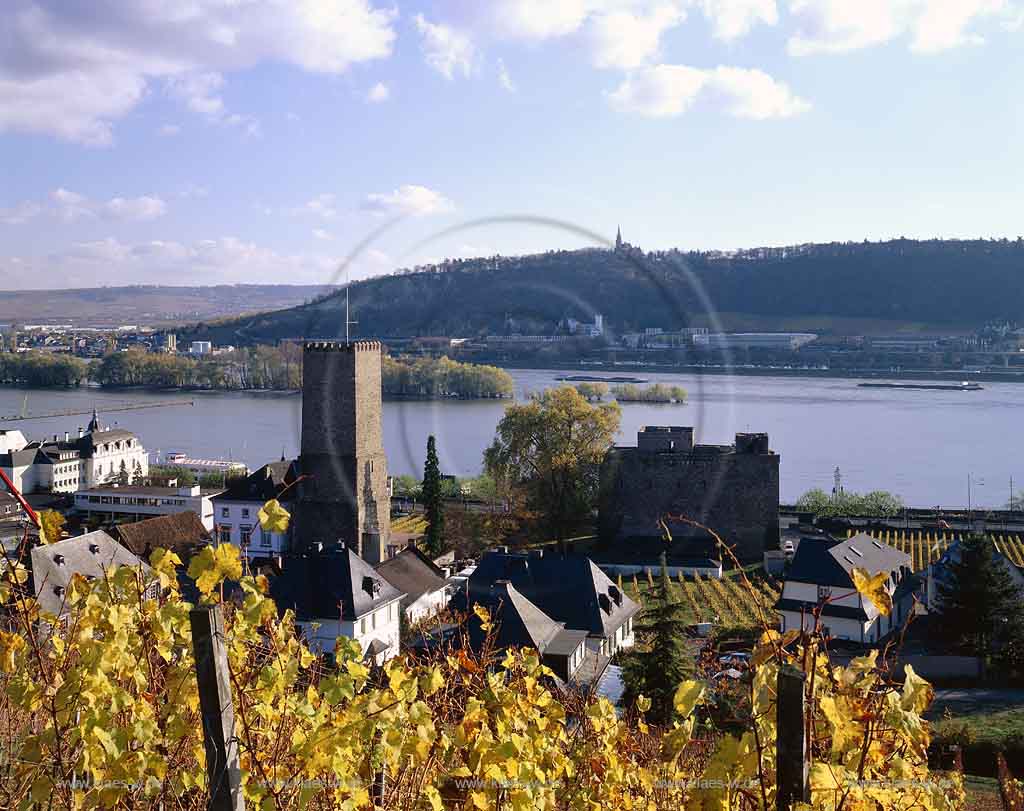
[191,605,245,811]
[777,664,810,811]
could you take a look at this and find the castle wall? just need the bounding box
[294,341,390,563]
[598,434,779,563]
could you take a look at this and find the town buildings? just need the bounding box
[775,533,916,644]
[374,546,449,624]
[598,426,780,563]
[270,546,404,665]
[163,451,248,479]
[458,549,639,667]
[212,461,297,561]
[0,410,148,495]
[72,483,220,530]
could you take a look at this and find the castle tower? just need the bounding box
[615,226,622,251]
[294,341,391,563]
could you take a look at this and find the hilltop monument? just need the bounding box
[293,340,391,563]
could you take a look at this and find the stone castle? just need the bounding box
[598,426,780,563]
[293,341,391,564]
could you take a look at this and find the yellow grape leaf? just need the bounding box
[636,694,651,713]
[423,785,443,811]
[258,499,290,534]
[470,790,489,809]
[473,604,491,632]
[0,630,26,673]
[672,680,704,719]
[187,544,243,595]
[851,567,892,617]
[901,664,934,714]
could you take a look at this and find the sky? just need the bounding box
[1,0,1023,290]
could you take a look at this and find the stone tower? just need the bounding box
[294,340,391,563]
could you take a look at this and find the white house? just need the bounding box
[270,546,405,665]
[775,533,916,645]
[211,461,296,561]
[0,411,148,495]
[374,546,449,624]
[73,483,221,530]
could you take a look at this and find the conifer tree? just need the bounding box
[422,435,445,557]
[934,533,1024,668]
[621,551,695,724]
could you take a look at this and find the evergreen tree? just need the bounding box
[422,435,445,557]
[620,551,695,725]
[934,533,1024,668]
[116,460,129,486]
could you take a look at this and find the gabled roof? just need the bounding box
[109,512,210,561]
[214,461,298,503]
[787,533,911,588]
[374,546,447,609]
[31,530,153,617]
[468,581,564,653]
[465,551,639,637]
[270,546,404,622]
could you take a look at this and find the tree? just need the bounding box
[484,386,620,540]
[422,435,445,557]
[794,487,903,517]
[933,533,1024,667]
[116,460,130,486]
[574,382,609,401]
[620,552,694,725]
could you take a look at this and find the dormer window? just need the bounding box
[598,594,612,614]
[608,585,622,605]
[88,543,100,554]
[362,576,381,596]
[54,554,65,566]
[53,586,65,598]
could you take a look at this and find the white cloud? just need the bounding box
[0,0,397,145]
[587,3,686,69]
[608,63,809,118]
[367,81,390,102]
[414,14,476,79]
[491,0,592,40]
[312,228,334,241]
[290,193,341,220]
[1,189,169,224]
[497,59,517,92]
[787,0,1013,55]
[102,196,168,222]
[4,236,342,288]
[0,201,43,226]
[699,0,778,39]
[362,185,455,216]
[157,124,181,137]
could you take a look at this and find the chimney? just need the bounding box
[78,427,83,438]
[64,431,69,442]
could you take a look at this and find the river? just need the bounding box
[0,369,1019,508]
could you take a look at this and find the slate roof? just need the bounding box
[270,546,404,622]
[374,546,447,610]
[214,461,298,503]
[787,533,911,589]
[110,512,211,561]
[464,550,639,638]
[31,530,153,617]
[468,581,564,652]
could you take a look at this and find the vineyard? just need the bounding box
[849,528,1024,572]
[391,513,428,534]
[625,570,782,630]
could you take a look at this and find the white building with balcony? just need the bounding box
[210,460,296,561]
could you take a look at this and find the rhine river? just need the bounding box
[0,369,1019,509]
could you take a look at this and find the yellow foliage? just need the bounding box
[257,498,290,534]
[851,566,893,616]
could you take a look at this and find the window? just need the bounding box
[240,525,253,545]
[242,508,250,518]
[219,526,232,544]
[360,618,366,635]
[817,585,832,602]
[260,530,271,548]
[221,507,229,518]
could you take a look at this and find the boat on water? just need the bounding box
[555,375,649,383]
[857,381,984,391]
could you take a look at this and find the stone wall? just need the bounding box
[294,341,391,563]
[598,432,779,563]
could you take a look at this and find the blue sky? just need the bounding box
[2,0,1023,290]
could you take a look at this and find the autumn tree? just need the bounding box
[484,385,620,540]
[422,435,445,557]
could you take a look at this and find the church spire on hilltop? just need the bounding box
[615,225,622,251]
[87,407,102,434]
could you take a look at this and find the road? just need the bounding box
[926,688,1024,719]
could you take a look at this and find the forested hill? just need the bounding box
[185,239,1024,344]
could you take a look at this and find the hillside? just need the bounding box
[183,239,1024,344]
[0,284,339,328]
